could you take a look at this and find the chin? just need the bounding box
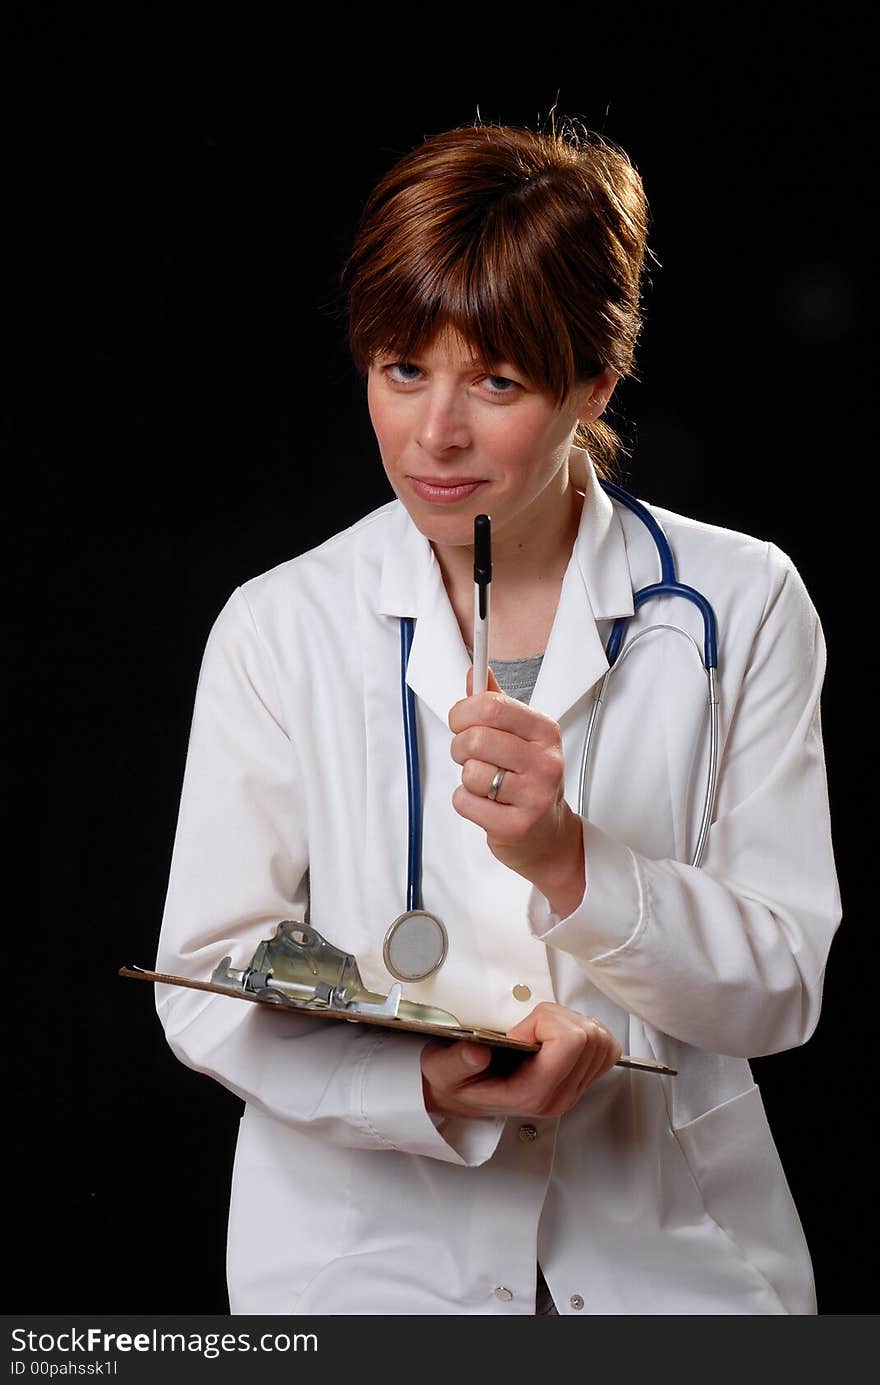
[405,507,481,547]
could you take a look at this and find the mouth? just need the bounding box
[407,477,487,505]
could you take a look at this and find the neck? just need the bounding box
[432,479,585,654]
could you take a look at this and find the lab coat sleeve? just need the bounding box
[155,587,504,1167]
[529,542,842,1058]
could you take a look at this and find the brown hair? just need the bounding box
[340,118,651,475]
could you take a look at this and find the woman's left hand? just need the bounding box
[448,667,586,917]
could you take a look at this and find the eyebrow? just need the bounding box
[376,351,510,372]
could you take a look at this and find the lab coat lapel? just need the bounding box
[530,447,635,724]
[378,503,471,725]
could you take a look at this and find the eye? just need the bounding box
[377,360,524,397]
[484,374,520,394]
[384,362,422,384]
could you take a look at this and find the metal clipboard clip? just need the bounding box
[211,920,463,1027]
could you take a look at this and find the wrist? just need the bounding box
[532,808,586,918]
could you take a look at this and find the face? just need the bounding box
[366,326,602,554]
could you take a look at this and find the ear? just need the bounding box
[577,366,620,424]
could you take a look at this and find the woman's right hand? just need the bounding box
[420,1001,621,1120]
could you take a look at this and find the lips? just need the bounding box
[408,477,486,505]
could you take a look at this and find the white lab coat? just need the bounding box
[155,446,841,1315]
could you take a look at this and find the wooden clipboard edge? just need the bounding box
[119,966,677,1074]
[119,965,539,1052]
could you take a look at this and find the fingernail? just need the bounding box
[463,1045,486,1067]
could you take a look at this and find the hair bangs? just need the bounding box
[357,228,578,410]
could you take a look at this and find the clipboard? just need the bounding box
[120,920,676,1075]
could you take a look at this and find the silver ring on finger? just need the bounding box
[486,768,507,802]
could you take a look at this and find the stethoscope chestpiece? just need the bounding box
[382,910,449,982]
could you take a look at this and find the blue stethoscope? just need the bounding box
[382,480,720,984]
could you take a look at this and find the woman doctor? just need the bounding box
[155,120,842,1315]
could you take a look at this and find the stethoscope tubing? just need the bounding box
[400,614,422,912]
[578,634,720,868]
[600,481,718,670]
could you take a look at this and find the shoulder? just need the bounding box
[628,496,811,619]
[641,499,770,571]
[198,498,400,661]
[613,492,823,675]
[242,499,398,610]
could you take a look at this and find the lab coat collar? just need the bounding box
[377,446,635,725]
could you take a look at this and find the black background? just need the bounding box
[10,4,875,1313]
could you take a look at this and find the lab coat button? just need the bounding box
[512,984,531,1001]
[494,1286,514,1301]
[518,1124,538,1143]
[570,1294,584,1310]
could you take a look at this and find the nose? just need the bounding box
[416,383,471,453]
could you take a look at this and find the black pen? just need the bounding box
[473,514,492,692]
